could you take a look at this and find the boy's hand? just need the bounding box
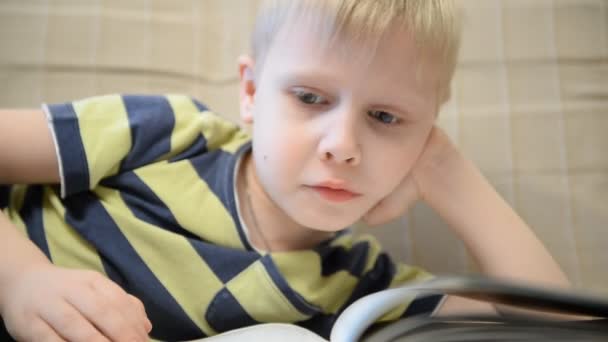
[363,126,457,226]
[365,125,571,294]
[1,264,152,342]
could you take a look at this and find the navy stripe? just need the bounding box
[100,255,128,291]
[191,98,208,112]
[168,134,208,163]
[47,103,90,196]
[190,142,253,250]
[339,253,396,312]
[100,172,200,241]
[19,186,51,259]
[101,171,258,283]
[61,192,205,341]
[297,314,335,340]
[0,185,10,209]
[0,317,16,342]
[262,256,320,315]
[401,294,444,317]
[120,95,175,171]
[193,243,258,283]
[205,287,258,332]
[189,150,234,206]
[316,241,369,277]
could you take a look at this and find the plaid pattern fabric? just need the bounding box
[410,0,608,295]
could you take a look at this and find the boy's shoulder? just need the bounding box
[52,92,250,153]
[44,93,250,197]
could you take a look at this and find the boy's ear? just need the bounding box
[238,55,256,124]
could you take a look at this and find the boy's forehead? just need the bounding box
[264,22,441,95]
[259,27,439,118]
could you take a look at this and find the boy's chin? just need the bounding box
[298,215,360,232]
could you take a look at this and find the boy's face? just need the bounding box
[242,25,441,231]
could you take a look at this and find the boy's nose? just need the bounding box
[317,112,361,166]
[320,151,359,165]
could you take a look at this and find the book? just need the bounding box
[192,276,608,342]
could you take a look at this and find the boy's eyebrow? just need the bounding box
[374,92,432,118]
[373,103,414,116]
[367,102,426,121]
[277,71,432,117]
[365,87,431,119]
[276,71,338,88]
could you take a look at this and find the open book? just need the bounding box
[194,276,608,342]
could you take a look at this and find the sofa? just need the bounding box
[1,0,606,295]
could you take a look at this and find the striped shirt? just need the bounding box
[0,94,442,340]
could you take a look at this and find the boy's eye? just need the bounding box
[294,90,327,105]
[368,110,399,125]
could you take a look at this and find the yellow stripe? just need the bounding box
[134,161,244,249]
[42,187,106,273]
[376,299,411,322]
[73,94,131,188]
[220,128,251,154]
[390,263,433,287]
[226,260,311,322]
[271,251,358,314]
[168,94,251,156]
[328,231,353,247]
[94,186,223,336]
[199,112,251,153]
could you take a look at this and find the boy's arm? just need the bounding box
[0,109,59,184]
[415,129,569,289]
[364,126,569,316]
[0,108,58,322]
[418,135,570,315]
[0,109,151,340]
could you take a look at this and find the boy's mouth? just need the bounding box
[307,180,361,202]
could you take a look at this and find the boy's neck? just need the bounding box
[238,152,333,252]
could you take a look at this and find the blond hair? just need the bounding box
[251,0,461,102]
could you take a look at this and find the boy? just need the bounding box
[0,0,569,341]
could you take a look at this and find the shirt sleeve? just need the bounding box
[43,94,209,197]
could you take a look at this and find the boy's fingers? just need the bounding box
[87,278,150,341]
[24,317,67,342]
[364,175,419,226]
[39,301,110,342]
[1,267,149,342]
[129,294,153,332]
